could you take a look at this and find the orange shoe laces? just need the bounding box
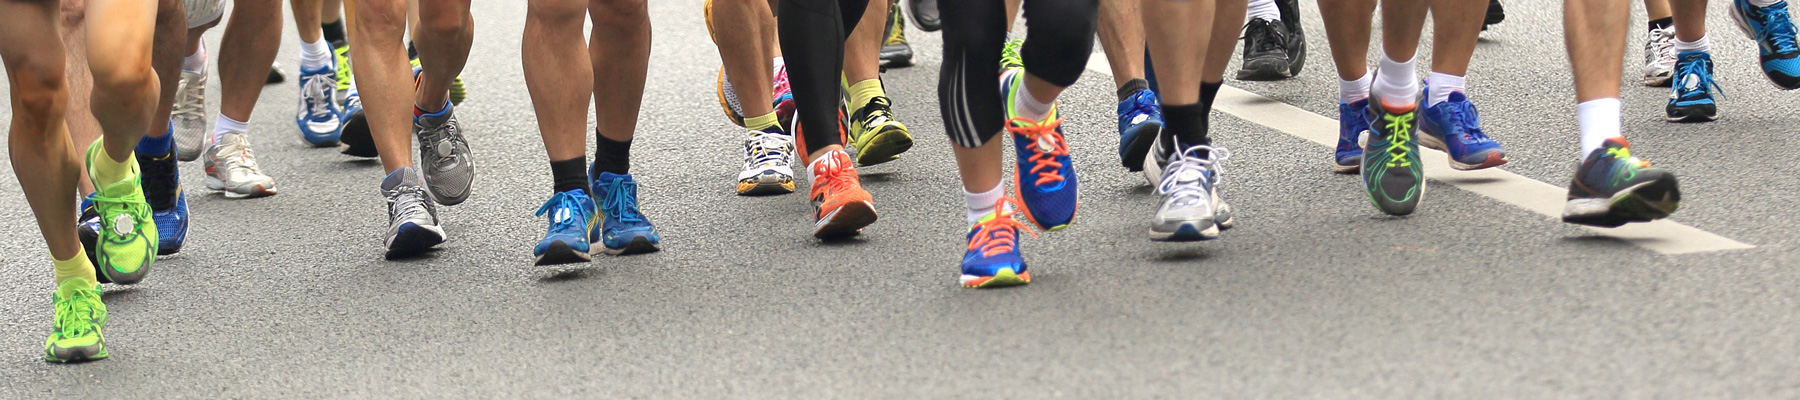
[812,151,861,196]
[968,197,1038,258]
[1005,116,1069,187]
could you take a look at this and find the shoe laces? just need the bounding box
[419,117,467,169]
[1000,39,1024,70]
[386,182,435,222]
[1158,145,1229,203]
[1754,5,1800,55]
[1647,26,1677,64]
[535,190,594,234]
[772,64,792,100]
[1674,53,1724,99]
[1379,110,1416,168]
[812,152,862,195]
[1006,116,1069,186]
[219,137,267,176]
[599,177,645,223]
[1124,90,1161,123]
[969,197,1037,258]
[301,72,337,120]
[172,75,206,122]
[743,129,795,169]
[53,287,103,339]
[1244,18,1287,54]
[858,97,895,130]
[1439,97,1494,144]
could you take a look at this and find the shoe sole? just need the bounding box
[534,240,592,266]
[736,173,796,196]
[1562,178,1681,227]
[1665,105,1719,122]
[385,222,447,259]
[46,345,108,363]
[1417,134,1510,170]
[962,268,1030,288]
[1120,121,1161,172]
[205,177,278,199]
[338,111,379,158]
[1150,220,1220,242]
[1236,57,1293,81]
[852,125,913,167]
[1644,72,1673,87]
[813,200,878,239]
[598,236,661,256]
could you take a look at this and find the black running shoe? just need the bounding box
[265,62,286,85]
[881,1,913,68]
[1483,0,1505,30]
[907,0,940,32]
[1237,18,1293,81]
[1562,138,1680,227]
[1274,0,1307,76]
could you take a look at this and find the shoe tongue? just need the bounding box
[381,167,419,190]
[1446,91,1468,103]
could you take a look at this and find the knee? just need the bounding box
[419,7,471,39]
[527,0,588,27]
[4,58,69,128]
[353,0,408,38]
[87,51,155,98]
[61,0,85,26]
[591,0,648,25]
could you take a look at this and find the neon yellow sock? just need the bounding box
[89,138,139,188]
[53,250,98,286]
[745,112,781,132]
[848,78,885,113]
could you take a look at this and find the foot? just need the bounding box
[1334,99,1371,174]
[414,102,476,206]
[1360,90,1425,216]
[1667,51,1721,122]
[1732,0,1800,89]
[1274,0,1308,76]
[337,91,375,157]
[592,171,662,255]
[1004,70,1079,231]
[266,62,286,84]
[847,95,913,166]
[534,189,597,266]
[1419,88,1508,170]
[737,127,799,195]
[203,133,278,199]
[137,131,189,255]
[333,41,355,92]
[296,63,343,146]
[171,70,210,161]
[808,149,879,238]
[907,0,941,32]
[44,279,108,363]
[1643,24,1677,87]
[881,2,914,68]
[84,141,156,284]
[1117,88,1163,172]
[1151,144,1233,242]
[1563,138,1681,227]
[382,167,446,259]
[961,197,1034,288]
[1236,17,1294,81]
[76,196,102,278]
[1482,0,1505,29]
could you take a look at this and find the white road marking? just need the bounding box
[1086,57,1754,255]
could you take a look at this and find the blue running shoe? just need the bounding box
[1002,69,1078,231]
[533,189,597,265]
[136,136,188,255]
[1334,99,1370,174]
[1731,0,1800,89]
[1563,138,1681,227]
[1667,51,1722,122]
[1419,87,1508,170]
[295,64,342,146]
[961,197,1035,288]
[1118,88,1163,172]
[591,171,661,255]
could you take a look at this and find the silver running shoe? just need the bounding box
[414,102,474,206]
[203,133,278,199]
[381,166,445,258]
[172,70,209,161]
[1150,144,1232,242]
[1643,24,1677,87]
[736,128,797,195]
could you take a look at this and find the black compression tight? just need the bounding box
[939,0,1097,148]
[777,0,868,157]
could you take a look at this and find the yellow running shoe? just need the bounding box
[44,279,108,363]
[84,141,156,285]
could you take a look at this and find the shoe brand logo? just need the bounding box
[112,214,134,236]
[1131,114,1148,125]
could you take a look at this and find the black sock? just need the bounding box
[1200,81,1222,113]
[593,132,632,175]
[322,20,347,47]
[1161,102,1209,157]
[1117,78,1149,101]
[407,41,418,59]
[550,156,590,194]
[1649,17,1673,31]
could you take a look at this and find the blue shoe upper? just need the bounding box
[591,171,660,249]
[1117,88,1163,161]
[534,189,596,256]
[1670,51,1722,107]
[295,64,343,144]
[1004,73,1078,230]
[1419,89,1504,164]
[1336,99,1370,166]
[1734,0,1800,87]
[961,217,1028,279]
[137,126,187,252]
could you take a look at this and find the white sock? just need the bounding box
[299,37,332,70]
[1372,54,1419,106]
[1339,69,1372,104]
[772,56,785,71]
[1750,0,1781,9]
[1011,75,1055,121]
[1673,35,1711,54]
[1577,98,1624,158]
[1425,72,1466,107]
[964,182,1005,226]
[213,114,248,144]
[182,41,207,73]
[1246,0,1280,22]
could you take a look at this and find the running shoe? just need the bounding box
[411,57,468,105]
[1731,0,1800,89]
[382,167,445,258]
[737,127,798,195]
[1000,38,1024,71]
[1483,0,1505,29]
[204,133,278,198]
[1643,24,1677,86]
[880,1,914,68]
[774,63,797,131]
[591,171,661,254]
[333,41,354,92]
[714,67,747,127]
[1237,17,1293,81]
[908,0,941,32]
[1151,144,1232,241]
[1419,87,1507,170]
[414,101,475,206]
[1003,69,1079,231]
[44,279,107,363]
[295,63,343,146]
[961,196,1034,288]
[808,149,878,238]
[1118,88,1163,172]
[77,195,101,275]
[266,62,285,85]
[1334,99,1370,174]
[1562,138,1681,227]
[534,189,597,265]
[1274,0,1308,75]
[1360,89,1425,216]
[1667,50,1721,122]
[84,141,156,285]
[171,69,209,161]
[137,131,188,255]
[338,90,376,157]
[846,95,913,166]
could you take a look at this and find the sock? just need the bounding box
[1117,78,1149,101]
[213,114,248,144]
[964,182,1005,226]
[1674,35,1711,54]
[1200,81,1222,112]
[772,56,785,71]
[407,41,418,59]
[1750,0,1781,7]
[1577,98,1624,158]
[1425,72,1466,107]
[1648,17,1673,31]
[1339,69,1372,104]
[1246,0,1280,22]
[90,137,138,187]
[745,112,781,132]
[322,20,347,45]
[136,131,174,155]
[1373,54,1419,106]
[416,100,450,117]
[53,250,98,286]
[847,78,885,113]
[550,156,591,194]
[182,42,207,73]
[300,37,332,70]
[593,132,632,175]
[1011,77,1056,122]
[1161,102,1210,156]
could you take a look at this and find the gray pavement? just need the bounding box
[2,0,1799,397]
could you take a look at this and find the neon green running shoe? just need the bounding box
[44,279,108,363]
[846,95,912,167]
[410,57,467,105]
[85,141,157,285]
[1000,38,1024,71]
[334,43,354,92]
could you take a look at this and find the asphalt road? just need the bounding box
[3,0,1799,397]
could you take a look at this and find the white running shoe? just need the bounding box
[1149,144,1232,242]
[736,127,797,195]
[172,70,209,161]
[1643,24,1677,87]
[203,133,278,199]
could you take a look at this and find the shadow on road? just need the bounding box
[537,267,598,283]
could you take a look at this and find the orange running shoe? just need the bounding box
[808,149,878,238]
